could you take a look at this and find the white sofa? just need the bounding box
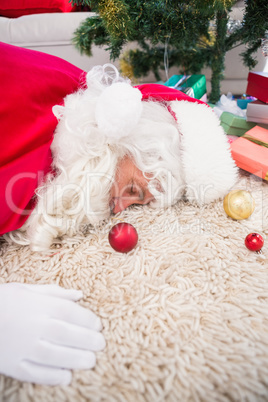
[0,8,266,96]
[0,12,109,72]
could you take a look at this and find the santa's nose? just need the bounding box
[112,197,136,214]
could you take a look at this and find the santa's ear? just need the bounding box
[52,105,65,120]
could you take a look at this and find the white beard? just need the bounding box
[17,149,117,251]
[14,89,120,252]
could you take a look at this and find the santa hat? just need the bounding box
[95,81,207,141]
[135,83,205,105]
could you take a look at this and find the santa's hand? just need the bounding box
[0,283,105,385]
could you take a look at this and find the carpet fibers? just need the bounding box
[1,171,268,402]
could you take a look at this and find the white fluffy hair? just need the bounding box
[7,65,187,251]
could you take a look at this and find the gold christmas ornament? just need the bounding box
[223,190,255,220]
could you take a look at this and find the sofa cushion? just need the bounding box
[0,0,76,18]
[0,12,93,46]
[0,12,105,72]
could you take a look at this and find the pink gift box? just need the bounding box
[231,126,268,181]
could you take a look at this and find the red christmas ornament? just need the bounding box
[108,222,138,253]
[245,233,264,252]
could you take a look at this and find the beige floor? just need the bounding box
[1,170,268,401]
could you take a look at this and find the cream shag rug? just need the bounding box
[1,170,268,402]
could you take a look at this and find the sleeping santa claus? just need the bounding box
[0,42,237,386]
[1,43,237,251]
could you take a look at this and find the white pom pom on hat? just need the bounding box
[95,82,143,140]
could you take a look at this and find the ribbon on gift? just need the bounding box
[243,133,268,180]
[243,134,268,148]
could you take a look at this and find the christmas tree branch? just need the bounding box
[209,10,228,103]
[71,0,267,102]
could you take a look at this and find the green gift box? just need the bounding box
[160,74,206,100]
[219,111,268,137]
[220,112,256,136]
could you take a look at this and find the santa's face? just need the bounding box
[109,156,155,214]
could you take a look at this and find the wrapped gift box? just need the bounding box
[230,126,268,181]
[246,100,268,124]
[220,112,257,136]
[246,72,268,104]
[220,111,268,136]
[162,74,207,100]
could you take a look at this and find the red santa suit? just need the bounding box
[0,42,84,235]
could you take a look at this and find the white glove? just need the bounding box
[0,283,105,385]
